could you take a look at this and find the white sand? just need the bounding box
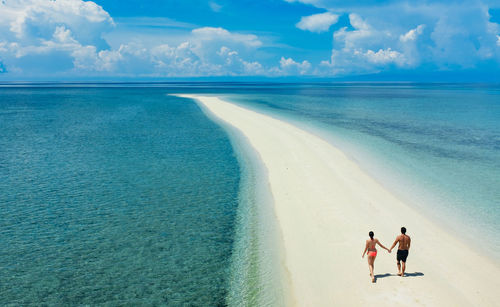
[180,95,500,306]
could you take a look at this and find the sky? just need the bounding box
[0,0,499,80]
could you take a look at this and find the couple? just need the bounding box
[362,227,411,283]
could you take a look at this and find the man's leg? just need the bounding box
[397,260,401,276]
[401,261,406,277]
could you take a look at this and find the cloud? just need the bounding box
[287,0,500,75]
[1,0,113,49]
[114,17,196,30]
[0,0,116,74]
[318,14,412,75]
[363,48,405,65]
[427,4,499,67]
[209,1,223,12]
[272,56,311,75]
[2,0,497,78]
[333,14,373,50]
[71,30,266,76]
[214,46,264,75]
[400,24,425,42]
[0,1,267,77]
[191,27,262,48]
[296,12,339,33]
[150,42,203,75]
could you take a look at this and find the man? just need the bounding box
[389,227,411,277]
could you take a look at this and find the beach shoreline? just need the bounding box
[178,94,500,306]
[192,95,293,306]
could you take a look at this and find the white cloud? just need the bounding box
[242,61,264,74]
[0,1,267,77]
[52,26,78,45]
[275,56,311,75]
[0,0,498,77]
[333,14,374,50]
[400,24,425,42]
[89,39,266,77]
[114,17,196,30]
[217,46,238,57]
[0,0,117,74]
[209,1,223,12]
[362,48,405,65]
[72,46,122,72]
[150,42,203,75]
[296,12,339,33]
[426,4,500,67]
[1,0,113,48]
[318,14,414,75]
[191,27,262,48]
[287,0,500,74]
[212,46,264,75]
[9,25,82,58]
[186,27,264,75]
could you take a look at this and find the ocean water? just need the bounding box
[1,83,499,305]
[0,88,241,305]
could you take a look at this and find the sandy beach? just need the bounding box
[180,94,500,306]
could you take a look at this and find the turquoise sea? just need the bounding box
[1,83,499,305]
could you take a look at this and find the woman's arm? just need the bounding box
[376,239,390,251]
[362,241,368,258]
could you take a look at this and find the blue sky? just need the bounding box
[0,0,499,80]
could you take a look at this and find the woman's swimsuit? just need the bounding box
[367,240,377,257]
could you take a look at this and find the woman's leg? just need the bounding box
[368,256,375,281]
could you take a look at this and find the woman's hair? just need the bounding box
[369,231,374,239]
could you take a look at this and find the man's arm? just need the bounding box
[389,236,399,252]
[407,237,411,251]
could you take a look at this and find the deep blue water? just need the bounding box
[1,83,499,305]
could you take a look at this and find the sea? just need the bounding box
[1,83,498,305]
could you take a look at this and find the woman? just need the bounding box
[362,231,390,282]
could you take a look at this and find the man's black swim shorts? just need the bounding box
[397,250,409,262]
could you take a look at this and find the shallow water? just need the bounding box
[0,88,240,305]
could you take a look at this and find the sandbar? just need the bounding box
[179,94,500,306]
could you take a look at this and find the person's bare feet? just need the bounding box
[371,276,375,283]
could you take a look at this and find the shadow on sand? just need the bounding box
[404,272,424,277]
[373,272,424,282]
